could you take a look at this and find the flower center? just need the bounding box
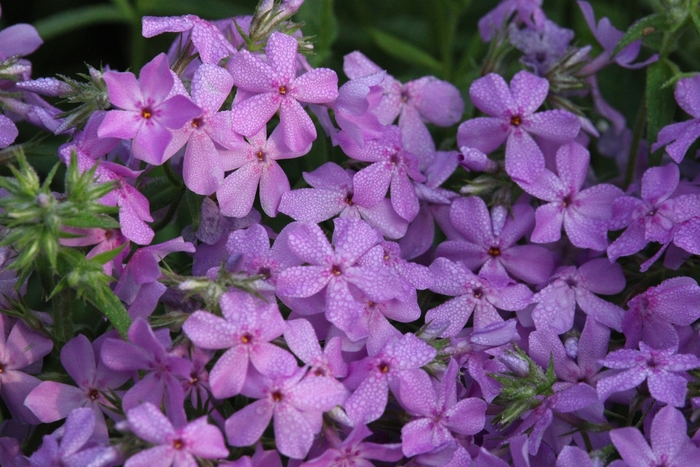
[172,439,184,450]
[331,265,342,276]
[241,333,253,344]
[279,86,287,95]
[510,115,522,126]
[345,193,354,206]
[191,117,204,128]
[189,375,198,385]
[562,195,572,208]
[488,246,501,257]
[378,361,390,373]
[257,150,265,162]
[473,287,483,299]
[141,108,153,119]
[313,368,326,376]
[88,389,99,400]
[272,390,284,402]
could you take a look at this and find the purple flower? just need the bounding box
[217,124,307,218]
[652,75,700,163]
[284,318,347,379]
[224,366,347,459]
[125,402,228,467]
[182,291,296,398]
[436,196,553,287]
[478,0,546,41]
[278,162,409,239]
[227,31,338,152]
[607,163,700,269]
[0,18,42,60]
[610,405,700,467]
[343,332,436,425]
[114,237,195,318]
[0,115,18,149]
[621,276,700,350]
[100,318,192,423]
[510,382,599,455]
[97,53,202,165]
[0,315,52,425]
[141,15,234,65]
[24,334,129,440]
[529,316,610,387]
[162,63,245,195]
[531,258,626,333]
[597,342,700,407]
[457,70,580,183]
[509,19,574,75]
[276,218,402,336]
[519,142,623,251]
[301,425,403,467]
[338,125,426,222]
[426,257,533,335]
[400,358,486,457]
[578,1,658,74]
[24,408,119,467]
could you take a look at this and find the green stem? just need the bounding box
[624,93,646,189]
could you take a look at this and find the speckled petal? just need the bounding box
[127,402,173,445]
[648,371,688,406]
[230,92,280,137]
[610,427,655,467]
[287,222,333,265]
[209,346,249,398]
[499,245,553,285]
[217,163,260,218]
[225,399,274,447]
[650,406,691,461]
[352,162,392,208]
[456,117,508,154]
[279,187,345,222]
[390,171,419,222]
[469,73,514,117]
[674,74,700,118]
[183,133,223,195]
[266,32,298,83]
[182,311,237,349]
[278,99,316,152]
[597,368,646,402]
[191,63,234,114]
[345,372,389,425]
[505,130,545,183]
[276,266,330,298]
[525,110,580,143]
[510,70,548,116]
[103,71,143,111]
[426,295,475,337]
[228,50,276,93]
[532,203,564,244]
[292,68,338,104]
[259,161,290,217]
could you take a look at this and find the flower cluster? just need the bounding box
[2,0,700,466]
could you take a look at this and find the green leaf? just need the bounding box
[90,243,127,266]
[646,60,676,166]
[295,0,338,67]
[61,213,120,230]
[185,190,204,233]
[370,28,442,73]
[33,5,131,41]
[612,13,667,58]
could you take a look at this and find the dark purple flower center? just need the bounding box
[172,438,184,450]
[141,108,153,119]
[189,375,198,385]
[272,390,284,402]
[345,193,354,206]
[473,287,483,299]
[565,277,578,288]
[313,367,326,376]
[257,150,265,162]
[191,117,204,129]
[241,333,253,344]
[562,195,572,207]
[488,246,501,257]
[510,115,522,126]
[278,85,287,95]
[378,361,390,373]
[88,389,99,401]
[0,363,4,374]
[331,265,342,276]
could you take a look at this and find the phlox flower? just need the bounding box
[98,53,201,165]
[125,402,228,467]
[457,70,580,183]
[227,31,338,152]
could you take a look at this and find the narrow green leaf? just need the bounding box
[185,190,204,233]
[612,13,667,57]
[370,28,442,73]
[61,213,120,230]
[646,60,676,166]
[89,284,132,339]
[34,5,130,40]
[89,243,127,266]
